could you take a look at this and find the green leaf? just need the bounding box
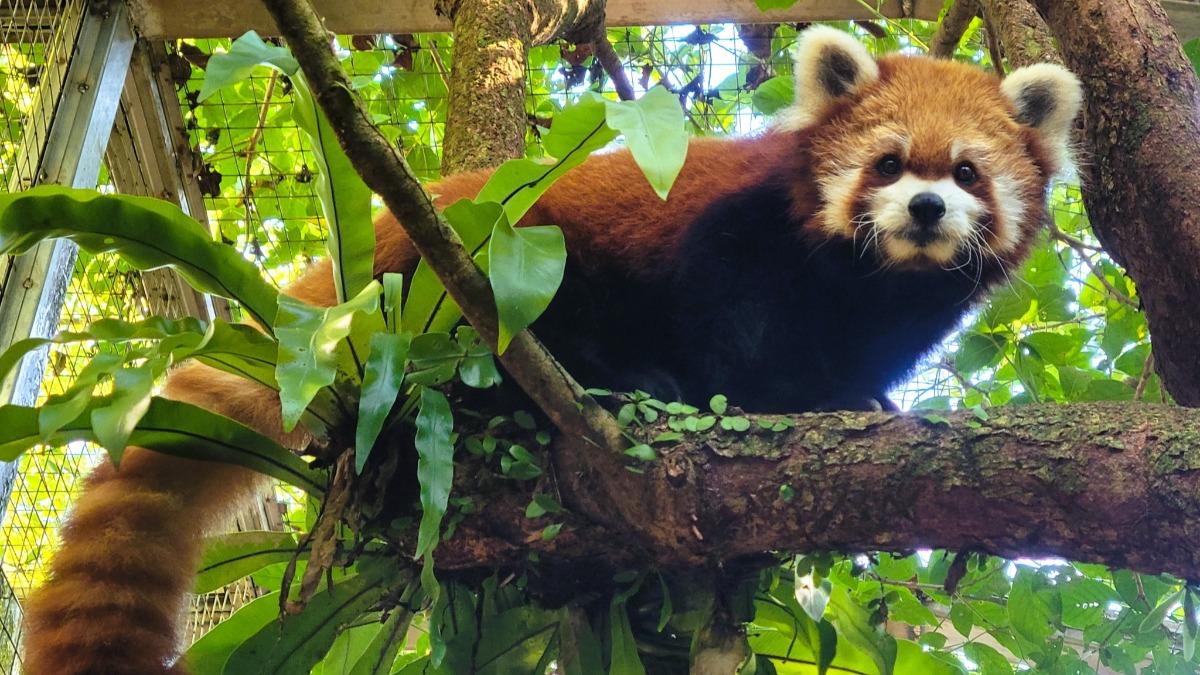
[829,586,896,675]
[224,562,399,674]
[415,387,454,559]
[604,86,688,199]
[38,352,123,439]
[195,531,300,594]
[794,569,831,623]
[963,643,1013,675]
[407,332,465,387]
[1060,576,1116,629]
[292,74,376,304]
[1139,588,1183,633]
[456,325,501,388]
[488,216,566,353]
[198,31,299,102]
[610,600,649,675]
[709,394,728,415]
[0,398,326,494]
[476,94,617,224]
[90,364,156,463]
[624,444,657,462]
[525,494,563,518]
[0,186,280,329]
[1185,587,1198,662]
[275,281,381,431]
[751,76,794,115]
[1186,38,1200,77]
[956,332,1006,373]
[1009,570,1054,645]
[347,606,418,675]
[404,200,501,335]
[186,592,281,675]
[559,608,604,675]
[355,332,411,473]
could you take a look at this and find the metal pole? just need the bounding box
[0,0,135,519]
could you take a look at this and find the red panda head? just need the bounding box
[779,26,1083,273]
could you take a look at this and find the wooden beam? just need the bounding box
[130,0,946,39]
[128,0,1200,41]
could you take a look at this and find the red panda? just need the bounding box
[20,26,1082,674]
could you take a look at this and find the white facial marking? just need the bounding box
[869,175,984,265]
[988,175,1026,255]
[819,169,860,237]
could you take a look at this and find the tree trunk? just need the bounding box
[436,0,605,172]
[1031,0,1200,406]
[930,0,979,58]
[980,0,1061,68]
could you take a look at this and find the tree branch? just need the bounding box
[930,0,979,58]
[432,403,1200,580]
[260,0,624,452]
[1030,0,1200,405]
[593,29,635,101]
[980,0,1061,68]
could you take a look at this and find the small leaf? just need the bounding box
[355,332,411,473]
[1139,588,1184,633]
[604,86,688,199]
[794,570,831,623]
[415,387,454,559]
[456,325,501,389]
[90,365,157,464]
[624,444,657,462]
[709,394,728,415]
[751,76,794,115]
[541,523,563,541]
[525,494,563,518]
[407,332,465,387]
[488,216,566,353]
[198,31,298,101]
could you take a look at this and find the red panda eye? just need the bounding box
[876,155,902,177]
[955,162,978,185]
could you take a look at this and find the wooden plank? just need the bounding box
[128,0,1200,42]
[129,0,945,40]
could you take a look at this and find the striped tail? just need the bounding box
[20,363,307,674]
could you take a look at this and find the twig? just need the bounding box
[1048,219,1139,309]
[983,15,1006,77]
[1135,351,1155,400]
[592,29,635,101]
[259,0,625,454]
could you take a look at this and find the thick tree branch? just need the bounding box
[433,403,1200,581]
[593,30,635,101]
[1031,0,1200,405]
[434,0,604,171]
[980,0,1061,68]
[260,0,624,452]
[931,0,979,58]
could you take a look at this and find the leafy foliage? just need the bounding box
[1,18,1191,675]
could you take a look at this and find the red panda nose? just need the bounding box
[908,192,946,227]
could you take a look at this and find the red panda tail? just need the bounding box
[19,364,308,675]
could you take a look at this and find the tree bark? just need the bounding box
[435,0,605,172]
[432,403,1200,581]
[1031,0,1200,406]
[931,0,979,58]
[980,0,1060,68]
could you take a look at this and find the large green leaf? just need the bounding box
[752,76,795,116]
[186,592,281,675]
[292,74,377,304]
[275,281,381,431]
[195,531,300,594]
[828,586,896,675]
[475,93,617,224]
[604,86,688,199]
[198,30,299,102]
[354,332,411,473]
[414,386,454,559]
[488,217,566,353]
[0,397,326,494]
[0,186,280,329]
[224,561,400,674]
[609,600,648,675]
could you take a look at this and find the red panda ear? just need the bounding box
[1002,63,1084,173]
[778,26,879,131]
